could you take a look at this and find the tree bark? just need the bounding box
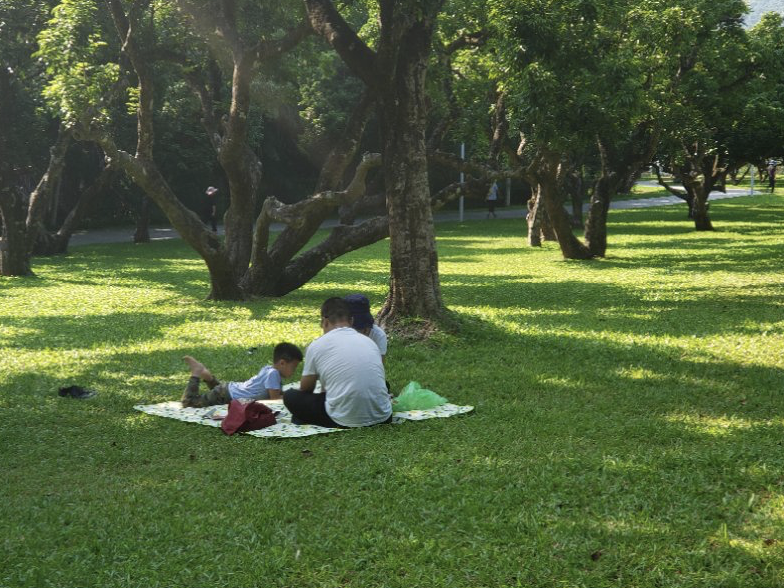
[584,175,612,257]
[243,153,383,295]
[379,112,443,322]
[104,0,244,299]
[0,124,71,272]
[691,193,713,231]
[675,150,725,231]
[376,1,446,324]
[24,125,72,257]
[133,196,151,243]
[569,168,584,228]
[219,53,258,279]
[0,63,32,276]
[100,0,394,301]
[535,153,592,259]
[539,206,557,241]
[584,127,660,255]
[526,187,542,247]
[273,216,389,295]
[306,0,447,327]
[34,164,117,255]
[0,190,33,276]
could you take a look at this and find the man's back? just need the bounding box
[303,327,391,427]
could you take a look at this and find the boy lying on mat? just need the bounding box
[180,342,302,407]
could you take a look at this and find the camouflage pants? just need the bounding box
[181,375,231,408]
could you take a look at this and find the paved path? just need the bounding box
[68,187,757,247]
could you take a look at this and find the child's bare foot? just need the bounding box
[182,356,213,381]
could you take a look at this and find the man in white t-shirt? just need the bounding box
[283,298,392,428]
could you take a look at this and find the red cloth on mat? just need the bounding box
[221,400,277,435]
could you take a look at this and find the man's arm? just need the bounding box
[267,388,282,400]
[299,374,318,393]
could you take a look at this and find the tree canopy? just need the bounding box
[1,0,782,312]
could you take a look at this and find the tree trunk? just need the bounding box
[242,154,384,296]
[375,3,445,325]
[32,163,115,255]
[0,122,71,270]
[539,207,557,241]
[691,190,713,231]
[570,169,584,228]
[24,125,72,257]
[583,126,660,257]
[526,188,542,247]
[305,0,446,327]
[0,190,33,276]
[97,136,246,299]
[219,54,258,281]
[103,0,245,300]
[133,196,151,243]
[203,258,244,300]
[0,63,31,276]
[584,175,612,257]
[681,187,696,218]
[536,154,592,259]
[50,164,115,254]
[378,120,443,323]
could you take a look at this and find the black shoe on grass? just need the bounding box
[58,386,97,399]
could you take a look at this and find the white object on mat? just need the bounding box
[133,399,474,438]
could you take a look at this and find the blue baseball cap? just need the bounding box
[344,294,374,330]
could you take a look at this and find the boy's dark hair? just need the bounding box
[273,342,303,363]
[321,297,352,324]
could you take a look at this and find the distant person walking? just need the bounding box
[486,181,498,219]
[767,161,777,193]
[203,186,219,232]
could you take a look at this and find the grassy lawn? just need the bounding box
[1,195,783,588]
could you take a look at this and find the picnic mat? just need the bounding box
[133,399,474,438]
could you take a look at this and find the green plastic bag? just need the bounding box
[393,381,448,411]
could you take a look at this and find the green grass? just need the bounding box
[631,175,782,200]
[2,195,784,588]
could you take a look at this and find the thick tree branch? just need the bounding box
[182,68,223,152]
[429,150,524,182]
[653,162,687,197]
[25,125,72,256]
[256,19,313,64]
[488,91,508,164]
[267,153,382,226]
[315,90,374,192]
[274,216,389,295]
[86,126,224,256]
[34,161,118,255]
[303,0,378,88]
[104,0,155,160]
[244,153,381,293]
[444,29,489,54]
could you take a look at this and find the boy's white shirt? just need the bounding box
[368,324,387,355]
[228,365,281,400]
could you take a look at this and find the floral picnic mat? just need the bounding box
[133,399,474,438]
